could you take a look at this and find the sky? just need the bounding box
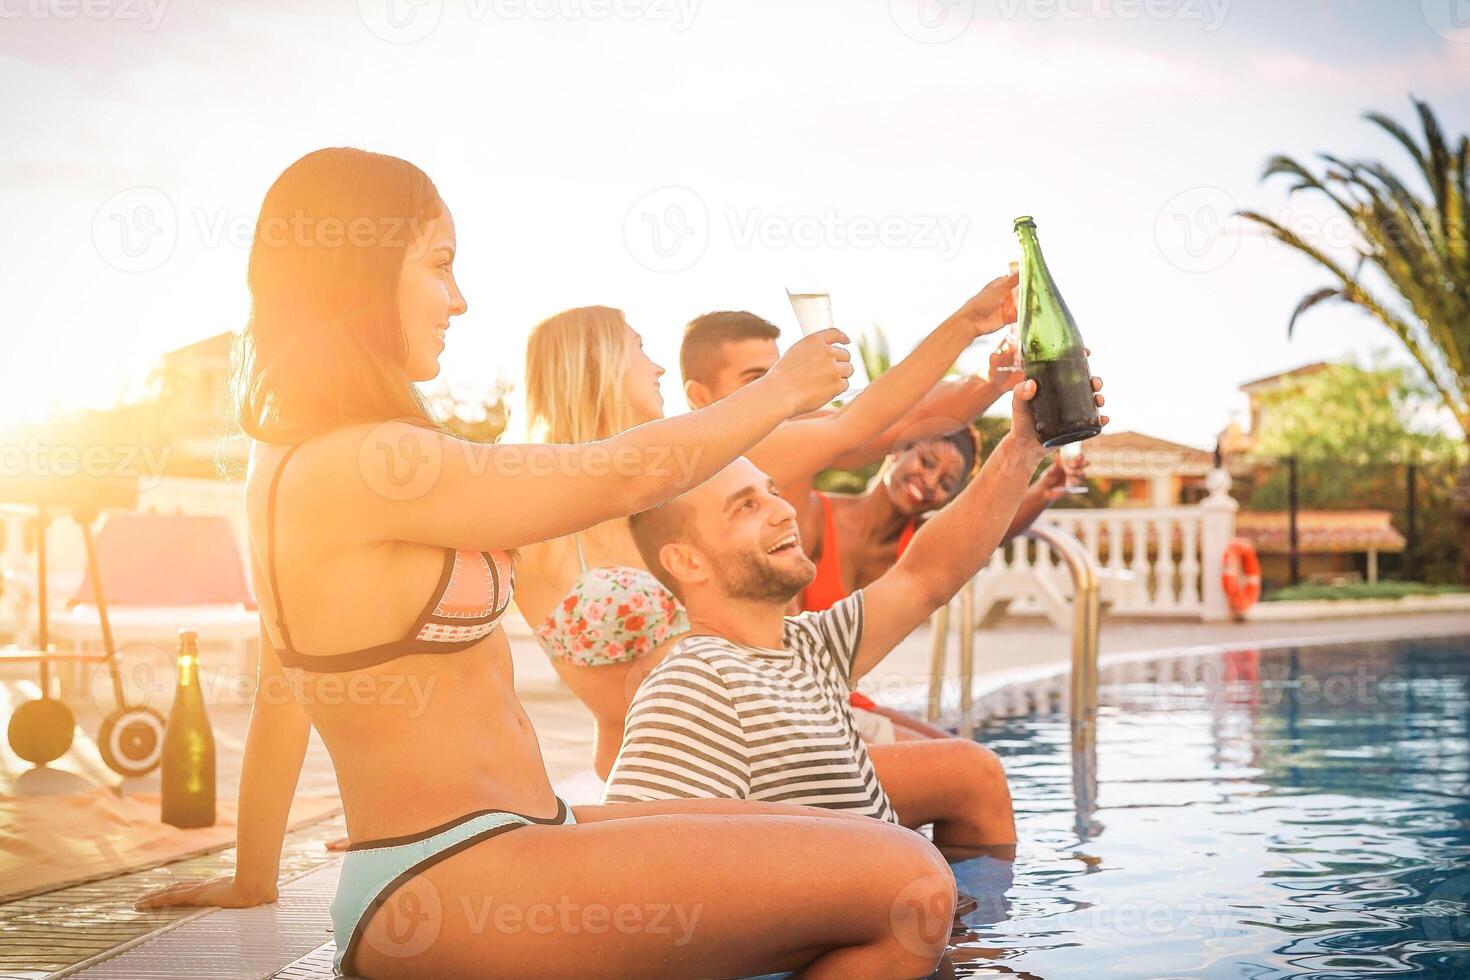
[2,0,1468,448]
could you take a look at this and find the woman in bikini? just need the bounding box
[802,426,1089,616]
[135,147,959,979]
[804,420,1088,741]
[514,307,693,779]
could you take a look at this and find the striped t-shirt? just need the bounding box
[602,592,898,823]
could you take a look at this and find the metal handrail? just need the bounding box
[927,522,1101,743]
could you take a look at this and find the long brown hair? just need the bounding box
[233,148,445,443]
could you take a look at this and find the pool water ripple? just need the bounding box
[947,634,1470,979]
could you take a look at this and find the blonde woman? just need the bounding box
[137,147,959,980]
[515,307,691,779]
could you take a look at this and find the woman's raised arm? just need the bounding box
[321,329,853,553]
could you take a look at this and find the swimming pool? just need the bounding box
[948,631,1470,979]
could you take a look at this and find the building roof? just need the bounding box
[1234,510,1406,555]
[1086,430,1211,454]
[160,331,235,364]
[1080,430,1215,478]
[1238,361,1331,394]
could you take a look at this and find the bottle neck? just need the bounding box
[177,651,197,688]
[1016,224,1042,264]
[1016,223,1051,299]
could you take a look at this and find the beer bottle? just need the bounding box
[1014,216,1101,447]
[161,629,215,828]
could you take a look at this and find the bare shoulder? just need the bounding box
[244,423,426,543]
[826,492,867,536]
[579,517,644,567]
[247,423,407,489]
[517,535,574,582]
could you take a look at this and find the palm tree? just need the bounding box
[1238,98,1470,583]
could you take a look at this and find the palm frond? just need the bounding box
[1416,97,1454,232]
[1236,209,1358,283]
[1456,136,1470,284]
[1263,155,1353,213]
[1237,204,1469,437]
[1287,287,1346,337]
[856,325,892,381]
[1360,163,1432,245]
[1365,110,1428,179]
[1244,100,1470,442]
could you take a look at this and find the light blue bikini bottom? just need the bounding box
[331,798,577,976]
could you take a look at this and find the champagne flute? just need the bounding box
[784,283,865,400]
[1055,441,1089,495]
[786,286,834,336]
[995,260,1022,373]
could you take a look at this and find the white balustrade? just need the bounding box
[973,468,1238,621]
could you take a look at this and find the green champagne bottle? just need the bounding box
[161,629,215,828]
[1014,216,1101,448]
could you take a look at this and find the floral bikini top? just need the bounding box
[534,534,689,667]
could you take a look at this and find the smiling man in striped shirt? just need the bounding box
[602,374,1108,852]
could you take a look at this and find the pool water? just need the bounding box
[947,633,1470,979]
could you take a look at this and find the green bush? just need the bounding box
[1262,581,1470,602]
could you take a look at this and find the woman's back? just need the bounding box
[516,518,685,765]
[513,519,646,629]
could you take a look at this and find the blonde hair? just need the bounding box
[524,306,638,444]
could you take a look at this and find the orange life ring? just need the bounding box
[1221,539,1262,615]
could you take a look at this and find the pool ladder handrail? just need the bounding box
[926,522,1101,743]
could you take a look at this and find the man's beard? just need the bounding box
[716,548,816,603]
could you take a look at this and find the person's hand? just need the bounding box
[763,327,854,416]
[985,339,1024,392]
[1040,451,1090,502]
[1008,375,1108,458]
[134,875,277,912]
[326,836,351,851]
[1037,459,1067,494]
[955,272,1019,338]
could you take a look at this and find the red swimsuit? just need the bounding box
[801,493,916,715]
[801,492,916,612]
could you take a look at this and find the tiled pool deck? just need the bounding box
[5,609,1467,978]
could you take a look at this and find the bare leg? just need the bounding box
[856,703,952,743]
[890,713,953,741]
[869,739,1017,861]
[353,797,957,980]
